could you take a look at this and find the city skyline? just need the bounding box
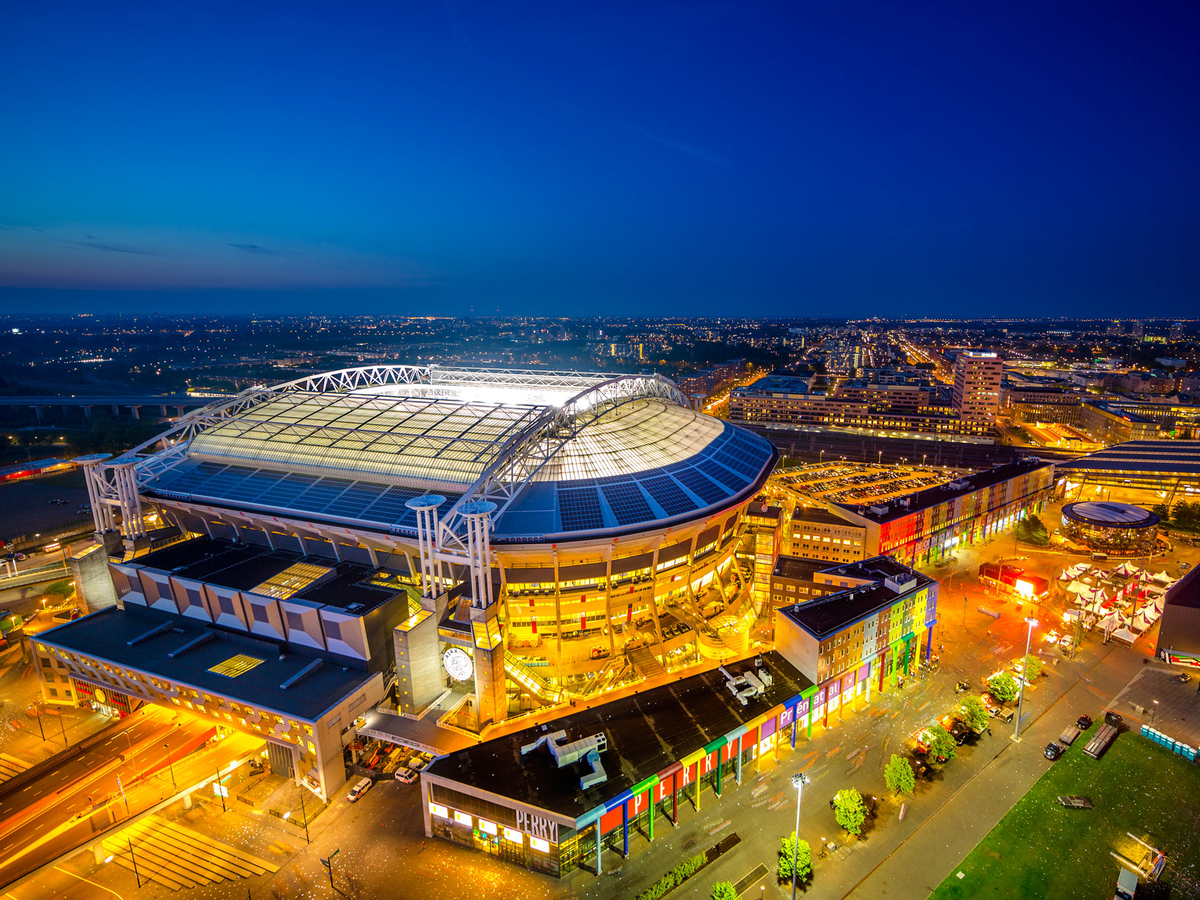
[3,1,1200,317]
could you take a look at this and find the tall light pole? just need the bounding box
[1014,617,1037,741]
[163,743,176,791]
[791,772,809,900]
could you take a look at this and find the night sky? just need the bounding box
[2,1,1198,317]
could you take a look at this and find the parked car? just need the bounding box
[409,756,431,772]
[393,767,417,784]
[347,777,373,800]
[1076,714,1093,730]
[50,608,80,624]
[1044,742,1064,761]
[940,715,970,746]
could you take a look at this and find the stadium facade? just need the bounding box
[38,366,779,799]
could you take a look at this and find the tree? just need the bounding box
[1151,503,1171,523]
[778,832,812,883]
[1024,657,1044,681]
[1014,514,1049,547]
[884,754,915,796]
[988,672,1019,705]
[711,882,737,900]
[833,788,868,835]
[920,725,958,764]
[958,696,989,734]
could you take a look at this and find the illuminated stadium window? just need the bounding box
[208,654,266,678]
[250,562,332,599]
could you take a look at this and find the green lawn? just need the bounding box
[929,729,1200,900]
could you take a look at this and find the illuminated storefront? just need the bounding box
[421,652,812,877]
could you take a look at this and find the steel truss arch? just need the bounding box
[435,373,689,551]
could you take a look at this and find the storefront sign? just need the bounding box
[516,810,559,843]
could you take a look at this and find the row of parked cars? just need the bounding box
[347,749,439,802]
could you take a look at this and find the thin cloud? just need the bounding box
[229,243,277,255]
[68,239,156,255]
[633,127,731,168]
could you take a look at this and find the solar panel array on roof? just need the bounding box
[558,487,605,532]
[599,480,655,526]
[147,460,457,531]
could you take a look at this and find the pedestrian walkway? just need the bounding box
[0,753,29,782]
[102,813,279,889]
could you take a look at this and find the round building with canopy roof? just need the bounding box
[1061,500,1160,556]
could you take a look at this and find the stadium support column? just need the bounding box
[73,454,114,536]
[462,501,506,731]
[405,495,447,600]
[111,458,145,541]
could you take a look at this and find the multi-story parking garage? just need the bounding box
[39,366,778,798]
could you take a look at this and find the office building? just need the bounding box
[952,351,1003,423]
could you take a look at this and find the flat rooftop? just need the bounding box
[38,605,375,721]
[1164,566,1200,611]
[133,537,407,615]
[426,651,812,821]
[779,556,935,638]
[790,506,858,528]
[736,375,812,396]
[773,555,826,581]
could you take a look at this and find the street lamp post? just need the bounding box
[1151,699,1158,726]
[1014,617,1038,741]
[163,743,176,791]
[791,772,809,900]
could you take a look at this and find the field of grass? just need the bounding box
[929,728,1200,900]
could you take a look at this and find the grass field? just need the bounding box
[929,728,1200,900]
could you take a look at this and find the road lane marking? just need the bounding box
[54,865,127,899]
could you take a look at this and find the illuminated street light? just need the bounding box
[1014,617,1038,741]
[791,772,809,900]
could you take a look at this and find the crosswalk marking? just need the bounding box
[103,814,278,889]
[0,753,30,782]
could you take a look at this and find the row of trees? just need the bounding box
[1151,502,1200,532]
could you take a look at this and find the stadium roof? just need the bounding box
[1057,440,1200,478]
[124,365,777,543]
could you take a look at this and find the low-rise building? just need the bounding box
[774,556,937,729]
[832,458,1056,567]
[787,507,866,564]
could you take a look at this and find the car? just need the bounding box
[1044,742,1064,761]
[1058,635,1074,649]
[51,608,80,624]
[42,542,62,553]
[988,706,1015,724]
[393,767,417,784]
[409,756,431,772]
[1076,715,1093,730]
[940,715,970,745]
[590,647,610,660]
[347,777,373,801]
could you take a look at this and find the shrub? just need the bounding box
[1024,657,1044,680]
[712,882,737,900]
[47,580,74,598]
[637,852,707,900]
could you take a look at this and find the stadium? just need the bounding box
[66,365,779,751]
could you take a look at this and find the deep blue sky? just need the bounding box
[2,1,1198,317]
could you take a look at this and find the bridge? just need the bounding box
[0,395,231,420]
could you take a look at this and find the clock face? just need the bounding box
[442,647,474,681]
[94,688,108,705]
